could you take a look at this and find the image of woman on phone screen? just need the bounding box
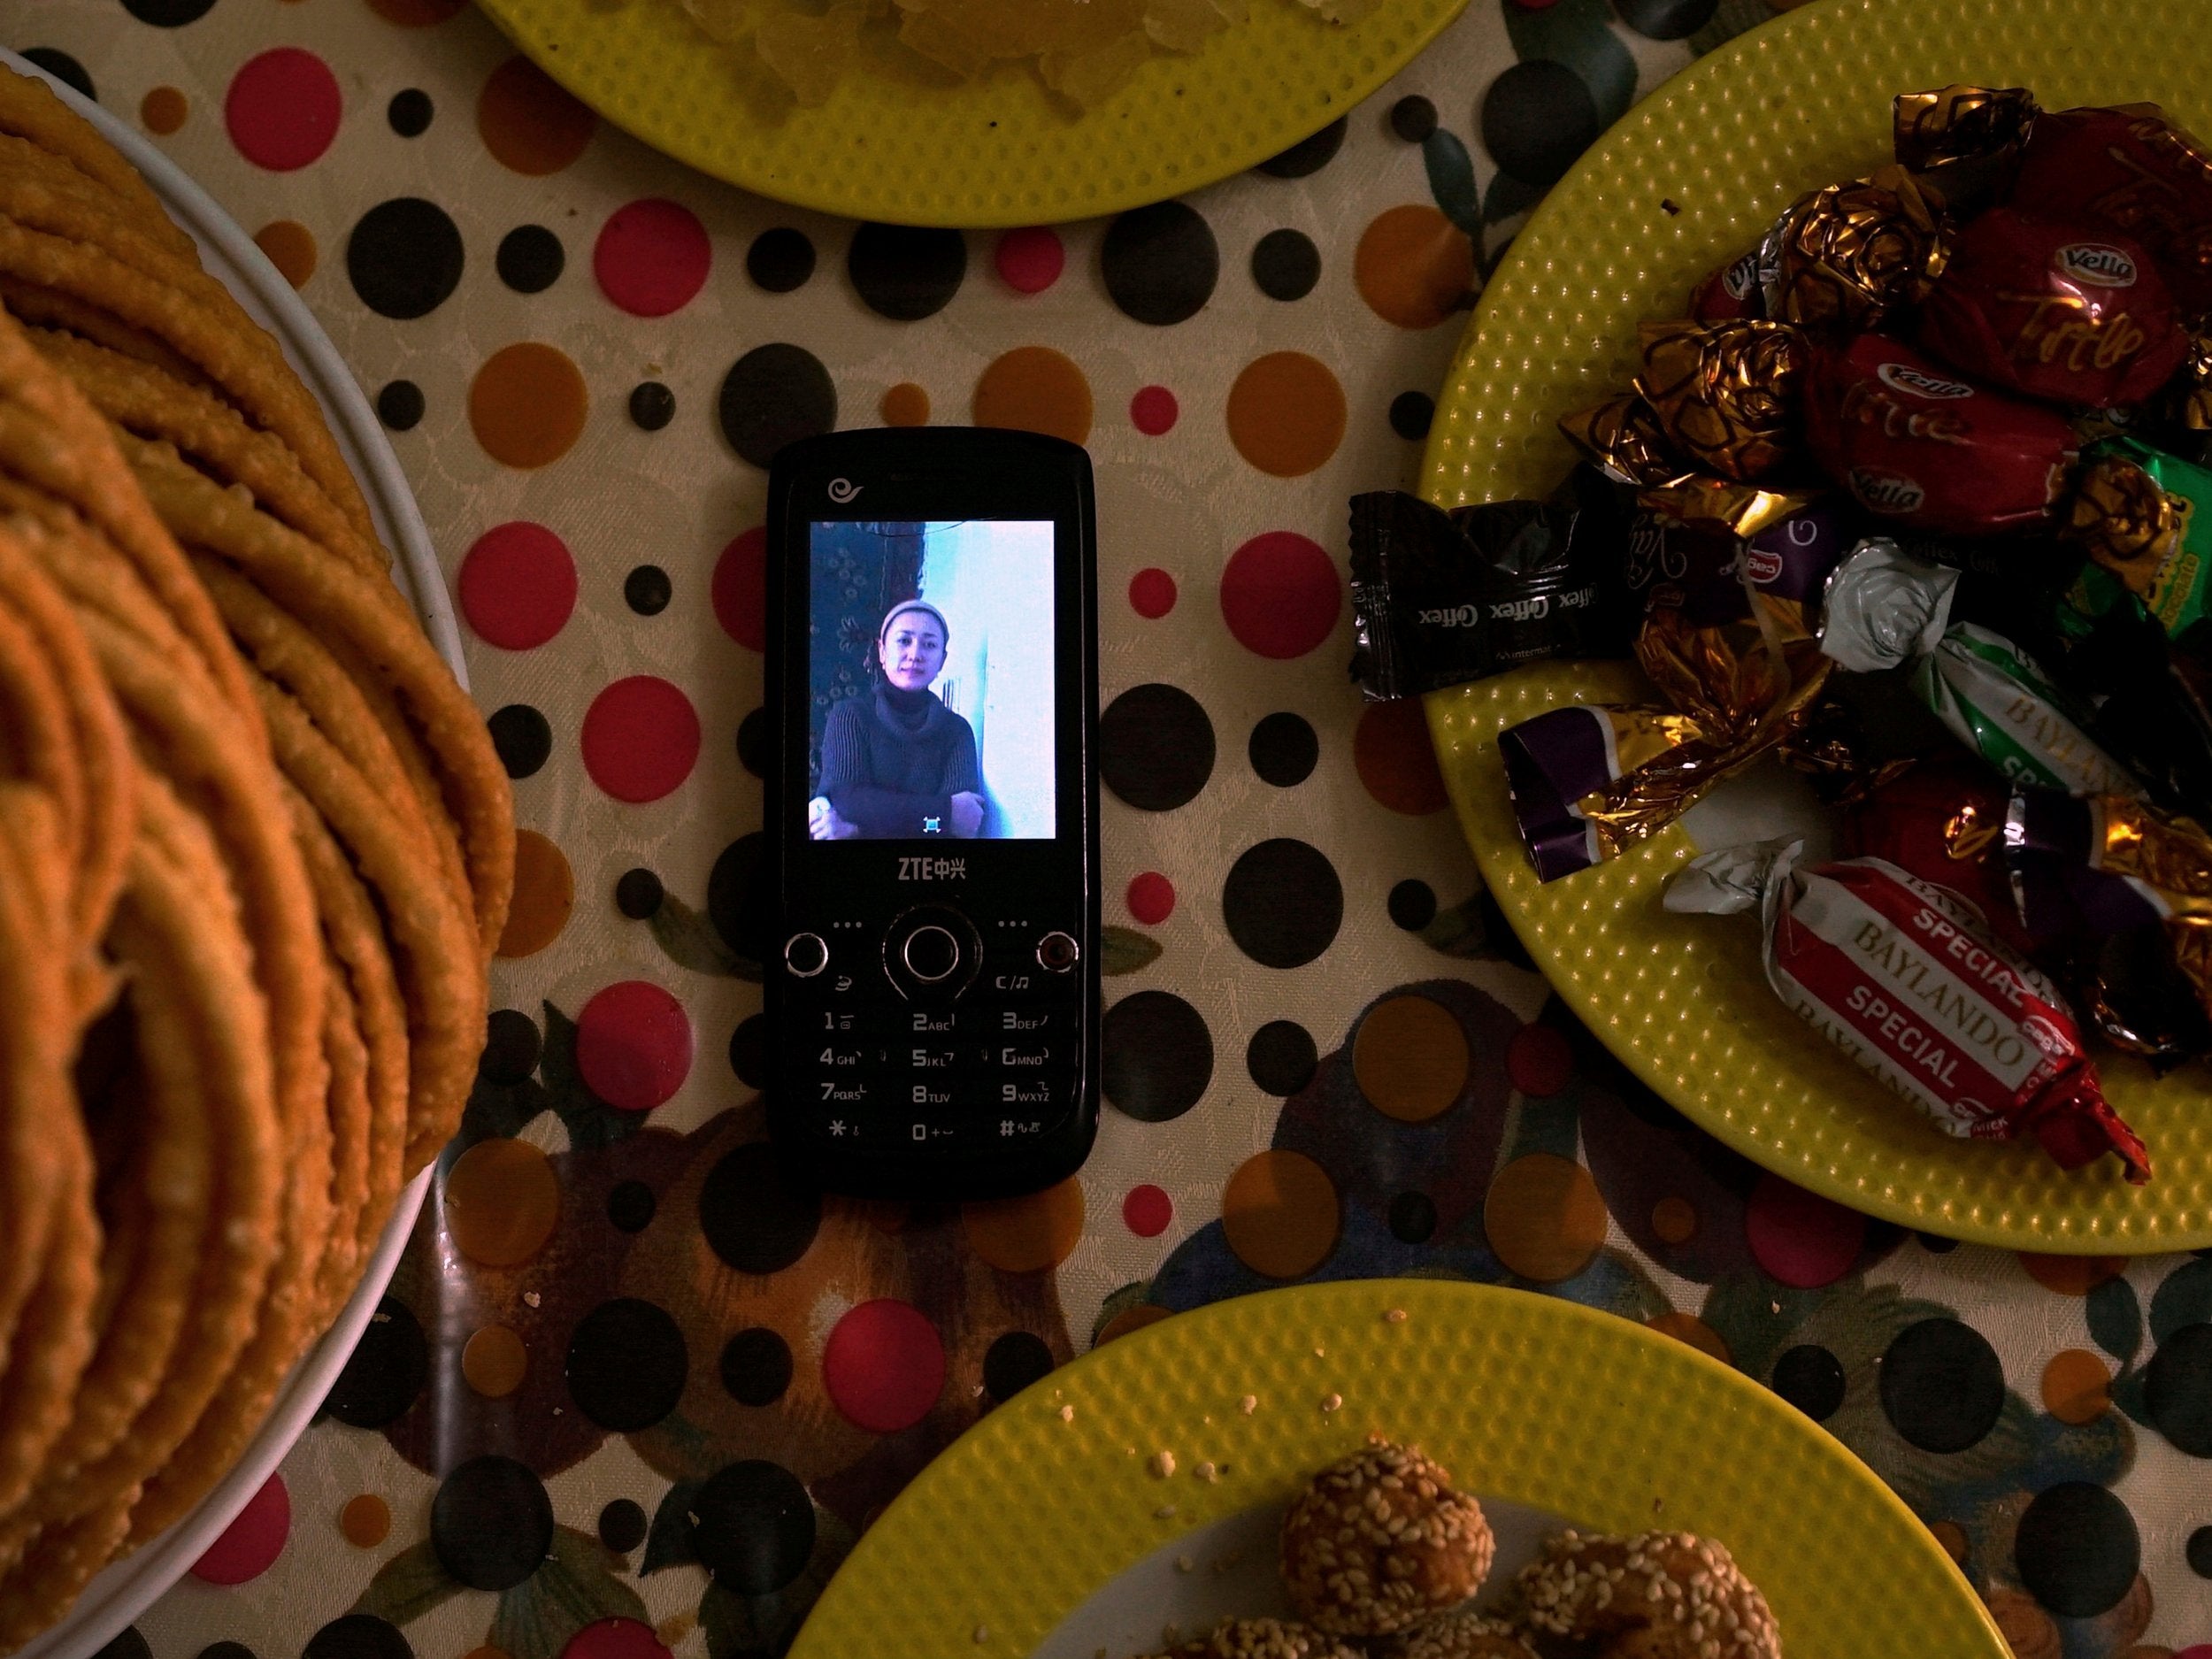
[810,600,985,840]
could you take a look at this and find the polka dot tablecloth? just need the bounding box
[14,1,2212,1656]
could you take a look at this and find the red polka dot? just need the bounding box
[562,1622,670,1659]
[1129,567,1178,619]
[1123,1185,1173,1238]
[575,980,694,1111]
[1220,532,1340,659]
[2174,1648,2212,1659]
[593,199,712,319]
[1126,872,1175,926]
[995,226,1065,294]
[1354,699,1450,816]
[1130,385,1179,435]
[1744,1172,1867,1289]
[822,1300,945,1432]
[1506,1025,1574,1097]
[225,50,342,172]
[190,1473,289,1586]
[580,677,701,803]
[712,527,767,652]
[457,522,577,650]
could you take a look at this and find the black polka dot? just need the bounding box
[346,198,465,320]
[93,1631,150,1659]
[1101,684,1214,810]
[480,1009,541,1085]
[1102,990,1214,1123]
[1388,1190,1437,1244]
[22,49,92,101]
[303,1617,410,1659]
[690,1461,816,1594]
[324,1296,427,1427]
[614,868,664,921]
[1223,840,1343,970]
[1247,1020,1317,1097]
[1878,1318,2005,1453]
[729,1014,766,1089]
[1387,879,1437,932]
[629,380,675,431]
[625,564,672,616]
[488,703,551,780]
[2146,1322,2212,1455]
[1389,391,1435,442]
[718,343,836,469]
[700,1141,820,1273]
[2015,1482,2139,1617]
[707,833,770,964]
[1389,96,1437,143]
[1248,712,1317,787]
[747,227,817,293]
[2188,1524,2212,1578]
[720,1327,793,1406]
[1102,203,1218,326]
[1257,116,1346,178]
[737,707,773,779]
[1481,61,1601,188]
[567,1297,688,1432]
[494,224,564,294]
[606,1179,656,1233]
[983,1331,1056,1402]
[375,380,424,433]
[598,1499,649,1555]
[1771,1345,1847,1422]
[848,223,967,321]
[1616,0,1719,37]
[1250,229,1320,302]
[197,1643,255,1659]
[386,88,433,137]
[431,1455,553,1591]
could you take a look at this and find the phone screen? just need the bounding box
[806,518,1058,842]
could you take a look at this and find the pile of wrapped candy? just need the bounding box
[1347,87,2212,1184]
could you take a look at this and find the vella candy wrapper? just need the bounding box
[1665,838,2151,1182]
[2010,103,2212,313]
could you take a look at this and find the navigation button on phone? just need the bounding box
[902,925,962,982]
[1037,932,1079,972]
[785,933,830,978]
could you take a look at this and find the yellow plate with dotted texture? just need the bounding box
[471,0,1466,227]
[1423,0,2212,1255]
[791,1279,2005,1659]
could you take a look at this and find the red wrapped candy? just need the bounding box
[1803,333,2078,534]
[1690,249,1766,322]
[1919,209,2186,407]
[2010,104,2212,311]
[1836,756,2047,956]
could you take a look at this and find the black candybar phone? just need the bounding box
[764,427,1100,1199]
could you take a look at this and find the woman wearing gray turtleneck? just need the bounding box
[810,600,985,840]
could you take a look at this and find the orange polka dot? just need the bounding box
[1225,352,1345,478]
[1351,995,1467,1122]
[1647,1312,1731,1364]
[443,1137,561,1267]
[2017,1253,2124,1295]
[963,1177,1085,1273]
[2041,1348,2112,1424]
[1354,204,1475,330]
[972,346,1093,445]
[1096,1304,1173,1346]
[1985,1589,2059,1659]
[477,56,596,176]
[1929,1520,1969,1563]
[253,220,317,289]
[1354,699,1449,816]
[495,829,573,959]
[339,1493,390,1548]
[1485,1153,1608,1283]
[462,1324,528,1398]
[880,382,930,426]
[140,86,188,135]
[470,342,588,469]
[1222,1150,1340,1279]
[1651,1196,1700,1245]
[370,0,465,21]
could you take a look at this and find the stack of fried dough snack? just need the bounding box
[0,62,512,1645]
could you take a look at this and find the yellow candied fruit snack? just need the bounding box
[680,0,759,45]
[1040,27,1152,108]
[1145,0,1232,52]
[756,0,868,104]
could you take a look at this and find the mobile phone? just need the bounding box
[764,427,1101,1199]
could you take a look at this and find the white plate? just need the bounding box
[3,48,457,1659]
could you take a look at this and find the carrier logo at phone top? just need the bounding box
[898,856,967,879]
[826,477,862,503]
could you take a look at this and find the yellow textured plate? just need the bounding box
[792,1280,2004,1658]
[472,0,1465,227]
[1424,0,2212,1255]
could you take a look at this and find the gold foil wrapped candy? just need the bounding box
[1762,165,1950,334]
[1632,319,1807,482]
[1556,394,1689,488]
[2068,454,2185,580]
[1893,84,2039,173]
[2167,319,2212,432]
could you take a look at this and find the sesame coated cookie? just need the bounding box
[1391,1611,1540,1658]
[1512,1531,1780,1659]
[1138,1617,1363,1659]
[1279,1437,1495,1637]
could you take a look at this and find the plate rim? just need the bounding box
[1,47,450,1659]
